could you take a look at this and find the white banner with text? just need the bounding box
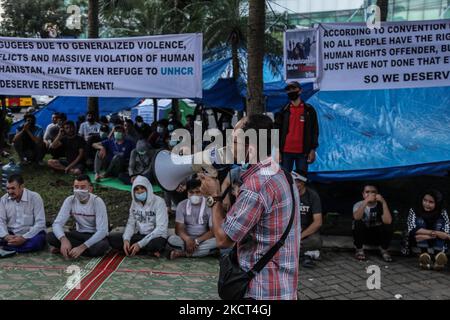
[319,20,450,90]
[0,33,203,98]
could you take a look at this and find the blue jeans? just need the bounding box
[415,217,447,252]
[0,231,46,253]
[282,152,308,172]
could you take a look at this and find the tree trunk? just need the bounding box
[88,0,99,119]
[246,0,265,115]
[377,0,389,21]
[171,99,180,121]
[152,98,158,123]
[231,35,240,80]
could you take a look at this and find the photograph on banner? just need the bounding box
[319,19,450,91]
[0,33,203,98]
[284,28,318,82]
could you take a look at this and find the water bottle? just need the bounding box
[1,159,22,191]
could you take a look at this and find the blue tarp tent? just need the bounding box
[307,86,450,181]
[9,48,450,182]
[11,97,142,133]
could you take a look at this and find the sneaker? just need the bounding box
[433,252,448,271]
[380,248,393,262]
[0,248,16,258]
[300,256,315,268]
[419,252,432,270]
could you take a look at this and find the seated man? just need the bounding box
[78,111,101,142]
[93,125,135,181]
[47,121,86,175]
[167,178,216,259]
[134,116,151,140]
[47,175,110,258]
[43,112,61,150]
[108,176,168,257]
[353,183,393,262]
[12,114,45,165]
[292,171,322,268]
[118,140,155,185]
[0,174,46,253]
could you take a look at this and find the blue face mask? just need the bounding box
[135,192,147,202]
[169,140,178,147]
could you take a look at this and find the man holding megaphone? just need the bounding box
[198,114,301,300]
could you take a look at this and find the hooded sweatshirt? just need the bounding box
[123,175,168,248]
[128,140,154,177]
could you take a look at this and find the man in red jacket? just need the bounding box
[280,81,319,172]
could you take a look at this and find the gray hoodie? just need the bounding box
[128,140,154,177]
[123,175,168,248]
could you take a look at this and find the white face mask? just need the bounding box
[74,189,90,202]
[189,195,202,205]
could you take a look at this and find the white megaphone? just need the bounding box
[151,147,232,192]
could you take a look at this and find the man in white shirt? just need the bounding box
[47,174,110,259]
[78,111,101,142]
[0,174,46,253]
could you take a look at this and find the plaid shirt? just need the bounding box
[222,159,301,300]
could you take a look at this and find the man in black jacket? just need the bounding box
[279,81,319,172]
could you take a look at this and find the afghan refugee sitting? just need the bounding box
[85,124,110,170]
[47,175,110,259]
[108,176,168,257]
[134,116,151,140]
[44,112,61,150]
[93,125,135,181]
[353,184,393,262]
[407,189,450,270]
[167,178,217,259]
[148,120,169,149]
[124,119,140,144]
[292,170,322,268]
[47,121,86,175]
[78,111,101,142]
[118,140,155,185]
[0,174,46,254]
[12,114,45,165]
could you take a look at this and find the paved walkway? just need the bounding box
[298,249,450,300]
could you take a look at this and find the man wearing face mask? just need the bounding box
[167,178,217,259]
[0,174,46,254]
[12,114,45,165]
[78,111,101,142]
[92,125,135,181]
[47,175,110,258]
[118,140,155,185]
[47,121,86,175]
[148,120,168,149]
[134,116,151,140]
[108,175,168,257]
[280,81,319,173]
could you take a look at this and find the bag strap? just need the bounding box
[249,168,296,275]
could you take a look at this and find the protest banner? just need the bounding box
[318,20,450,90]
[0,33,202,98]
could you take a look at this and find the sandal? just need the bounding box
[355,249,366,261]
[419,252,431,270]
[433,252,448,271]
[380,249,393,262]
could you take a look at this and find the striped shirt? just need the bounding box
[222,159,301,300]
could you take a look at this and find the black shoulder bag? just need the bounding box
[217,170,296,300]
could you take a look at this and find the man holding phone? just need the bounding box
[12,114,45,165]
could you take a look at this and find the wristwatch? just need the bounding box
[206,195,223,207]
[194,239,201,246]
